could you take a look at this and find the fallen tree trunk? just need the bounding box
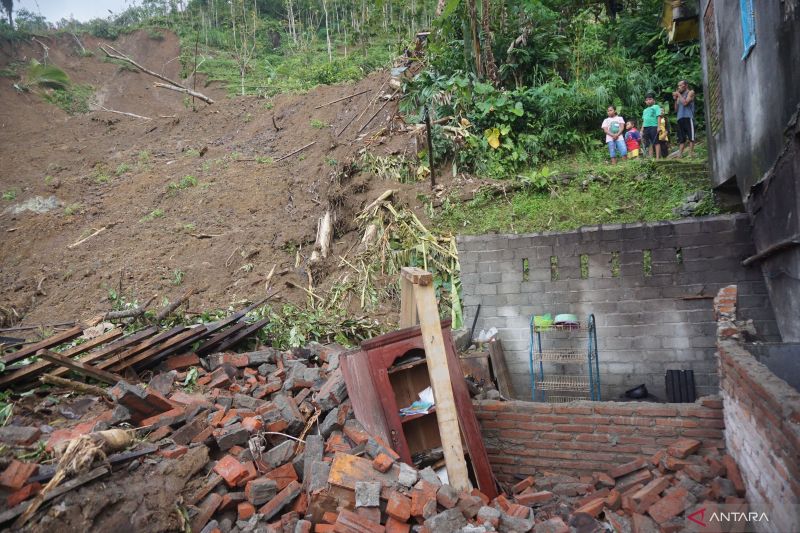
[100,44,214,104]
[154,287,195,323]
[152,82,215,104]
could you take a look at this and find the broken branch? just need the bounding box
[103,294,157,321]
[313,89,371,109]
[274,141,316,163]
[67,226,107,249]
[154,287,196,323]
[100,43,214,104]
[40,374,112,399]
[95,106,152,120]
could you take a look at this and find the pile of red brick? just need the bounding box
[505,437,748,533]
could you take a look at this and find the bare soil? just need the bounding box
[0,30,468,328]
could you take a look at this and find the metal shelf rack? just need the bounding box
[528,314,600,402]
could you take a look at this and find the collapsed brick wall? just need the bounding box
[714,285,800,532]
[458,214,779,400]
[473,398,724,481]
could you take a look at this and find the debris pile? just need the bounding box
[0,321,749,532]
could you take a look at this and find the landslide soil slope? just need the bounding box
[0,30,453,326]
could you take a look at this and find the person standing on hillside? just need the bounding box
[602,105,627,165]
[673,79,696,158]
[642,93,661,159]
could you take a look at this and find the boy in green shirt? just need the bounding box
[641,93,662,158]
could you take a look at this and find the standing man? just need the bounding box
[673,80,696,158]
[642,93,661,159]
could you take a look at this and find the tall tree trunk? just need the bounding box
[435,0,446,17]
[467,0,483,79]
[322,0,332,62]
[481,0,498,83]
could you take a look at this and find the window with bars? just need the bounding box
[739,0,756,59]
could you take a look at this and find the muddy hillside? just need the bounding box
[0,30,462,326]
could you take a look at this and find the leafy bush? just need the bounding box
[44,84,93,115]
[25,60,70,90]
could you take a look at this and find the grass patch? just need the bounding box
[141,208,165,222]
[64,203,83,215]
[167,175,198,194]
[43,84,93,115]
[115,163,131,176]
[2,189,17,201]
[435,158,721,234]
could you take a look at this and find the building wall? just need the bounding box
[473,397,725,480]
[700,0,800,340]
[458,215,779,401]
[714,285,800,533]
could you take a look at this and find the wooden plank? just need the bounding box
[51,326,159,379]
[400,266,432,286]
[0,328,124,387]
[212,317,269,353]
[487,338,514,398]
[399,277,417,328]
[38,349,123,385]
[0,466,109,526]
[1,325,84,365]
[340,350,393,447]
[91,325,185,372]
[104,327,205,372]
[195,321,248,355]
[412,279,470,492]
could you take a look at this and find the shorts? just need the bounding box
[677,117,695,143]
[642,126,658,147]
[607,138,627,158]
[628,148,640,158]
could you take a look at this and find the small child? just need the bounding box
[657,106,670,158]
[642,93,661,158]
[625,120,641,159]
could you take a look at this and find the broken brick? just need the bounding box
[372,453,394,473]
[456,492,483,519]
[386,491,411,522]
[147,425,173,443]
[164,352,200,371]
[0,425,41,446]
[356,506,382,523]
[605,489,622,511]
[259,480,302,520]
[241,416,263,433]
[410,480,439,517]
[333,509,384,533]
[265,462,299,491]
[721,455,746,496]
[385,517,410,533]
[533,517,569,533]
[631,512,659,533]
[191,493,223,533]
[630,476,671,514]
[237,501,256,521]
[213,455,248,487]
[139,407,186,428]
[593,472,615,488]
[436,484,459,509]
[608,457,647,479]
[515,490,554,506]
[667,438,701,459]
[615,469,653,493]
[647,487,692,524]
[6,482,41,507]
[213,423,250,451]
[0,460,38,491]
[245,477,278,506]
[158,445,188,459]
[512,476,535,494]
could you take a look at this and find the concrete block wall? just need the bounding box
[473,398,725,480]
[715,286,800,533]
[458,214,779,401]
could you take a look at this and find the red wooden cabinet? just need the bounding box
[341,321,497,499]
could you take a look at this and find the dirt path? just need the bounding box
[0,30,453,327]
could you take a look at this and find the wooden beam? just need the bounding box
[1,325,84,365]
[487,338,514,399]
[399,277,417,328]
[411,274,471,492]
[50,326,159,379]
[37,349,122,385]
[0,327,123,387]
[400,266,433,286]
